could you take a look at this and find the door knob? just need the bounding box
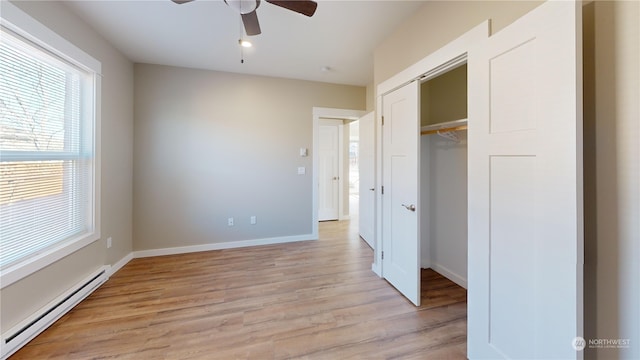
[369,188,375,191]
[401,204,416,212]
[333,176,339,180]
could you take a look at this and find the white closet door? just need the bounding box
[358,112,375,248]
[467,1,583,359]
[318,120,341,221]
[382,81,420,306]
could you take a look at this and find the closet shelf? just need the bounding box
[420,118,468,135]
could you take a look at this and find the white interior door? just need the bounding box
[382,81,420,306]
[318,120,341,221]
[467,1,583,359]
[358,112,375,248]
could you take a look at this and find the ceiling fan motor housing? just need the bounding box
[224,0,260,14]
[174,0,317,37]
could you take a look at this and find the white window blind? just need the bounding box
[0,26,96,270]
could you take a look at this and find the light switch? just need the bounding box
[299,148,308,157]
[297,166,306,175]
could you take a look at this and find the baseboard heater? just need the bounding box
[1,266,110,360]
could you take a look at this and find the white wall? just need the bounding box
[1,0,133,332]
[133,64,365,252]
[421,134,468,289]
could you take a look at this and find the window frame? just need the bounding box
[0,1,101,289]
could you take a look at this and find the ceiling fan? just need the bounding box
[172,0,318,36]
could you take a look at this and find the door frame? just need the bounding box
[312,107,366,239]
[373,21,489,276]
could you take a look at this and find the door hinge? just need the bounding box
[381,251,384,260]
[381,186,384,195]
[381,116,384,126]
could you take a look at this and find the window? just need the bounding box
[0,19,100,283]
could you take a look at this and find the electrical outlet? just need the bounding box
[228,217,234,226]
[250,216,256,225]
[106,237,112,248]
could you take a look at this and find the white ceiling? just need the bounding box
[63,0,425,86]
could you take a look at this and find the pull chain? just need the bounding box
[239,14,245,64]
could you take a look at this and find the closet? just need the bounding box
[419,64,468,289]
[378,3,583,355]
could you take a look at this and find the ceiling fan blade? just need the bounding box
[171,0,195,4]
[266,0,317,17]
[241,10,262,36]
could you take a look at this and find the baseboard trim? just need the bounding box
[108,252,133,277]
[371,262,381,277]
[132,234,317,259]
[430,263,467,289]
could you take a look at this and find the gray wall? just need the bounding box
[376,1,639,358]
[133,64,365,251]
[1,1,133,331]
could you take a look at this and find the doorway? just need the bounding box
[312,108,366,239]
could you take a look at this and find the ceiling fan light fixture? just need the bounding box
[239,39,253,48]
[224,0,260,14]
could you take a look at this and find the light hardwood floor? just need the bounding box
[11,220,467,359]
